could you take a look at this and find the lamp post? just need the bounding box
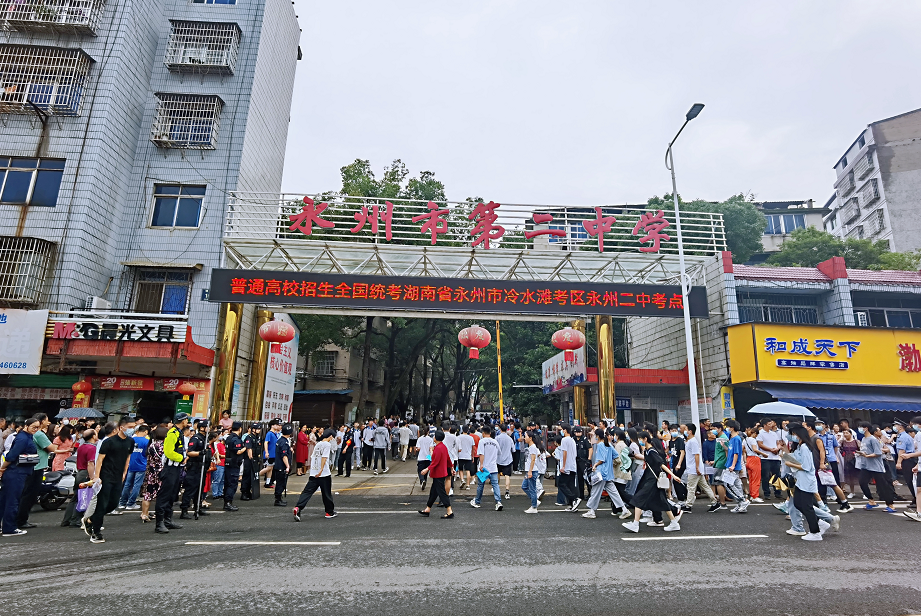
[666,103,705,441]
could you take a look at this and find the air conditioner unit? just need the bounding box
[854,311,869,327]
[85,295,111,310]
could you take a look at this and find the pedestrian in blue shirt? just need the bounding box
[118,424,150,510]
[0,418,40,536]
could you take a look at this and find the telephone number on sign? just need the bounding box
[0,362,28,369]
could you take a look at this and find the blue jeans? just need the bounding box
[521,473,538,507]
[118,470,146,507]
[211,465,225,497]
[475,472,501,504]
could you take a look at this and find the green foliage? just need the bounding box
[765,227,918,270]
[291,314,363,358]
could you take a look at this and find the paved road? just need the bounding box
[2,475,920,616]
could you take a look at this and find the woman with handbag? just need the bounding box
[0,417,40,536]
[622,430,683,533]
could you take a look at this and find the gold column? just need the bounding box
[595,315,616,422]
[572,319,587,425]
[245,309,274,422]
[210,303,243,424]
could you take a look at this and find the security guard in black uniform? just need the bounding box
[223,421,245,511]
[156,412,189,534]
[240,423,261,500]
[180,419,210,519]
[274,424,293,506]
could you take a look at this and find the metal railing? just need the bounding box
[0,236,55,306]
[164,21,241,75]
[840,197,860,225]
[859,178,880,206]
[2,0,106,34]
[836,173,855,198]
[224,193,727,256]
[854,152,875,180]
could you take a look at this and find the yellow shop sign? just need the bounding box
[727,323,921,388]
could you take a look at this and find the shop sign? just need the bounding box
[48,320,186,342]
[616,397,632,410]
[542,348,586,394]
[262,314,298,423]
[210,269,709,319]
[0,309,48,375]
[728,323,921,387]
[0,387,72,400]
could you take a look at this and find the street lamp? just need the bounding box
[665,102,704,443]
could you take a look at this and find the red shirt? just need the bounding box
[76,442,96,471]
[428,442,451,479]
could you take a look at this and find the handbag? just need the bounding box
[656,471,670,489]
[18,453,39,465]
[75,486,94,512]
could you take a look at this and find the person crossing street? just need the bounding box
[293,429,337,521]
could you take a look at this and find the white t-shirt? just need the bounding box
[416,435,434,461]
[496,432,514,466]
[477,436,500,473]
[744,436,758,457]
[534,447,547,474]
[311,440,331,477]
[685,437,703,475]
[559,435,577,472]
[399,427,411,445]
[457,434,474,460]
[757,429,782,461]
[443,432,458,462]
[335,430,345,450]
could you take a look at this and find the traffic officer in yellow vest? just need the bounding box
[155,412,189,534]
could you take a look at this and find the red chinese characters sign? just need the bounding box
[211,269,709,319]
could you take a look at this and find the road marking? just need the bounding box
[337,484,414,492]
[621,534,768,541]
[185,541,341,546]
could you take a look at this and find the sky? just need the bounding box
[281,1,921,207]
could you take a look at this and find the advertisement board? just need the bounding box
[542,347,587,394]
[261,314,298,423]
[0,309,48,375]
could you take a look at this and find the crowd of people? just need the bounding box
[0,411,919,544]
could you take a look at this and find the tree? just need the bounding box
[766,227,920,270]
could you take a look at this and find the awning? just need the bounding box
[761,384,921,412]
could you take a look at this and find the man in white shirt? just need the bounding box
[443,425,458,495]
[398,422,411,462]
[496,424,515,500]
[415,426,434,491]
[471,425,503,511]
[757,419,784,500]
[682,423,719,512]
[557,425,580,511]
[456,426,475,490]
[361,421,376,471]
[293,429,337,521]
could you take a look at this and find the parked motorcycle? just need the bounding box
[38,460,76,511]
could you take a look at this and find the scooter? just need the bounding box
[38,457,76,510]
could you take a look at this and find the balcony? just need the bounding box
[164,21,241,75]
[0,45,93,116]
[869,209,886,236]
[836,172,855,198]
[846,225,864,240]
[151,93,223,149]
[859,178,880,206]
[840,197,860,224]
[854,152,875,180]
[2,0,106,35]
[0,236,56,307]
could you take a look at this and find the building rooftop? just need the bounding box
[847,269,921,286]
[732,264,831,283]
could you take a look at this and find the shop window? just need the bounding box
[0,157,65,207]
[151,184,204,228]
[133,270,193,315]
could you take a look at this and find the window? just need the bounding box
[132,270,192,314]
[857,135,865,148]
[191,0,236,4]
[548,224,566,243]
[738,293,820,325]
[0,158,65,207]
[765,214,806,235]
[151,184,204,228]
[826,214,837,231]
[151,94,223,149]
[164,21,241,75]
[0,45,92,116]
[569,223,587,241]
[874,209,886,235]
[840,156,847,168]
[3,0,108,36]
[312,351,336,376]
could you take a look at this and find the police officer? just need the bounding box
[156,412,189,534]
[222,421,245,511]
[241,423,261,500]
[274,424,294,506]
[573,426,591,501]
[179,419,210,519]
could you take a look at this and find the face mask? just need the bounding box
[683,430,689,438]
[789,434,799,443]
[670,431,679,438]
[125,428,135,437]
[858,427,865,435]
[637,440,646,447]
[914,425,921,432]
[711,429,719,436]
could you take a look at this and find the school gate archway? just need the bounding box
[207,192,726,424]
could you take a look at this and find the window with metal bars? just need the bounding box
[0,45,92,116]
[164,21,241,75]
[0,236,56,306]
[150,94,222,149]
[190,0,235,5]
[2,0,108,35]
[131,269,193,314]
[737,293,821,325]
[312,351,337,377]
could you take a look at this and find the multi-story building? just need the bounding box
[751,199,828,263]
[825,107,921,251]
[0,0,300,420]
[294,344,385,427]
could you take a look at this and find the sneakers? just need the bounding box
[817,519,831,535]
[2,529,27,537]
[903,510,921,522]
[81,517,92,537]
[504,491,510,500]
[125,504,141,511]
[108,509,124,516]
[570,498,582,512]
[735,501,749,513]
[382,468,389,474]
[495,502,503,511]
[830,515,840,532]
[622,520,640,533]
[292,507,301,522]
[618,510,633,519]
[581,510,596,519]
[786,528,807,536]
[750,497,764,503]
[449,489,454,496]
[801,532,823,542]
[680,505,693,512]
[706,503,721,513]
[90,533,105,543]
[459,482,468,490]
[325,512,337,519]
[470,500,481,508]
[664,520,680,532]
[373,470,378,475]
[524,507,539,514]
[837,502,853,513]
[646,520,665,527]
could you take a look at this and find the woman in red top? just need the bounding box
[295,425,311,475]
[418,430,454,519]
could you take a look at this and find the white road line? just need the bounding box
[621,534,768,541]
[185,541,341,546]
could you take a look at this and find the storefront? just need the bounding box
[727,322,921,424]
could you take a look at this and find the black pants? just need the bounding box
[274,468,288,501]
[859,468,895,505]
[224,464,241,504]
[180,465,206,512]
[614,482,630,509]
[62,469,89,527]
[672,466,688,502]
[793,486,820,534]
[338,447,353,476]
[295,475,334,514]
[241,458,254,498]
[15,468,43,527]
[417,460,431,485]
[156,465,181,522]
[391,442,399,459]
[651,503,679,523]
[576,459,589,500]
[901,458,917,503]
[512,450,520,471]
[373,448,387,471]
[558,471,578,505]
[90,479,122,535]
[761,459,781,497]
[426,475,451,508]
[362,446,373,468]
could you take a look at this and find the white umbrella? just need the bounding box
[747,401,815,419]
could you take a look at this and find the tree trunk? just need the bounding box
[357,316,373,417]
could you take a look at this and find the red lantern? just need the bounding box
[71,380,91,394]
[551,327,585,361]
[177,382,198,397]
[259,320,295,343]
[458,326,491,359]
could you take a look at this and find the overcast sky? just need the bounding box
[282,1,921,207]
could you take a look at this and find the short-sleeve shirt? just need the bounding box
[76,442,96,471]
[98,434,133,484]
[793,443,817,492]
[33,430,52,470]
[311,440,331,477]
[714,434,728,469]
[416,435,434,461]
[820,433,839,462]
[477,436,499,473]
[727,435,744,471]
[265,431,279,458]
[858,434,885,473]
[496,432,514,466]
[559,436,577,473]
[457,434,474,460]
[685,437,703,475]
[128,435,150,472]
[757,429,782,461]
[896,431,915,455]
[443,432,458,461]
[595,443,615,481]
